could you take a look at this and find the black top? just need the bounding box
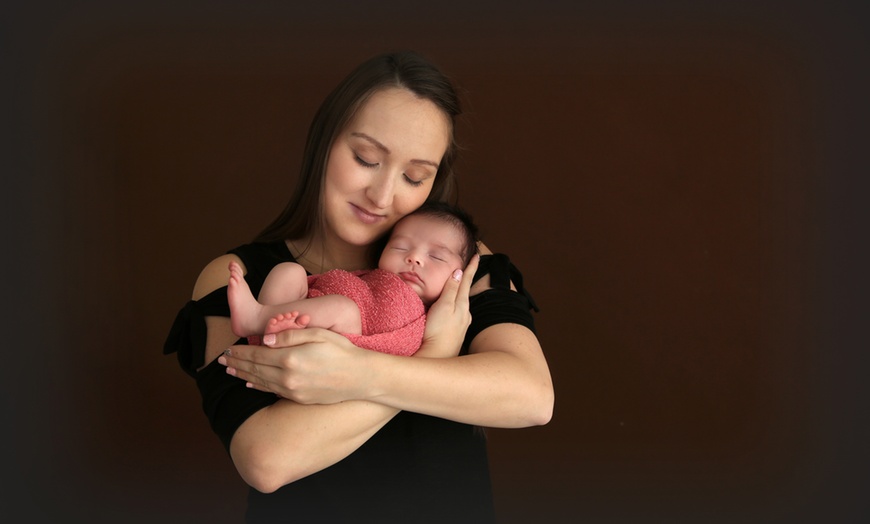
[164,241,538,523]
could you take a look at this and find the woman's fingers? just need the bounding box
[456,254,479,305]
[436,268,461,305]
[218,345,279,391]
[434,254,480,311]
[217,327,358,400]
[216,331,317,389]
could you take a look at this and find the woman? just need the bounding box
[165,50,553,523]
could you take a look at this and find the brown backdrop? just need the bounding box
[6,1,867,523]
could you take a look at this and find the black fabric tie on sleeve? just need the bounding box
[462,254,540,348]
[163,286,232,376]
[472,254,539,312]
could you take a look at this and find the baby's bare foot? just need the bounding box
[227,261,260,337]
[265,311,311,334]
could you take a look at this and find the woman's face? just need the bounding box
[378,214,466,306]
[322,87,451,251]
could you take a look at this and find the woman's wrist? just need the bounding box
[355,348,393,402]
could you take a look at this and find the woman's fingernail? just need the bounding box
[218,356,226,366]
[263,333,276,345]
[226,367,236,376]
[452,269,463,281]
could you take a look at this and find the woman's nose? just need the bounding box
[366,172,395,209]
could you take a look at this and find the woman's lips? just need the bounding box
[350,203,385,225]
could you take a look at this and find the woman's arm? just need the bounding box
[231,376,398,493]
[227,247,554,428]
[362,320,553,428]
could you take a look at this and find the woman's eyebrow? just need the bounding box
[351,132,389,153]
[350,132,440,169]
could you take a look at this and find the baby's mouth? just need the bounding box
[399,271,422,285]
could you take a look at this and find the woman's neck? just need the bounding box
[288,234,371,274]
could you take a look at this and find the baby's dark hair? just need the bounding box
[405,201,480,266]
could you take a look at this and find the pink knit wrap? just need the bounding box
[305,268,426,356]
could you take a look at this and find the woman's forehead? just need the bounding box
[347,87,450,161]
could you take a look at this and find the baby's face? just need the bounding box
[379,214,466,306]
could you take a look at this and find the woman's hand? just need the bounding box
[417,254,479,358]
[218,327,374,405]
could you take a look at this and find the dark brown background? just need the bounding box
[5,1,867,522]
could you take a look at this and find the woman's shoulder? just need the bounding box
[192,253,238,301]
[470,243,539,312]
[472,253,522,290]
[464,247,540,348]
[471,241,521,290]
[192,241,295,301]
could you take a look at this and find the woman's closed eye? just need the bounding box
[353,155,425,188]
[354,154,378,168]
[403,173,425,187]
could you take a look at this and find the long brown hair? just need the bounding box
[255,51,462,245]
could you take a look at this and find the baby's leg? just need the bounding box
[259,262,309,305]
[227,261,272,337]
[272,295,361,335]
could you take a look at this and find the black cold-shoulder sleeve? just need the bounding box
[163,242,293,450]
[163,287,230,376]
[463,253,539,351]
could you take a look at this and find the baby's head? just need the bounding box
[378,202,479,305]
